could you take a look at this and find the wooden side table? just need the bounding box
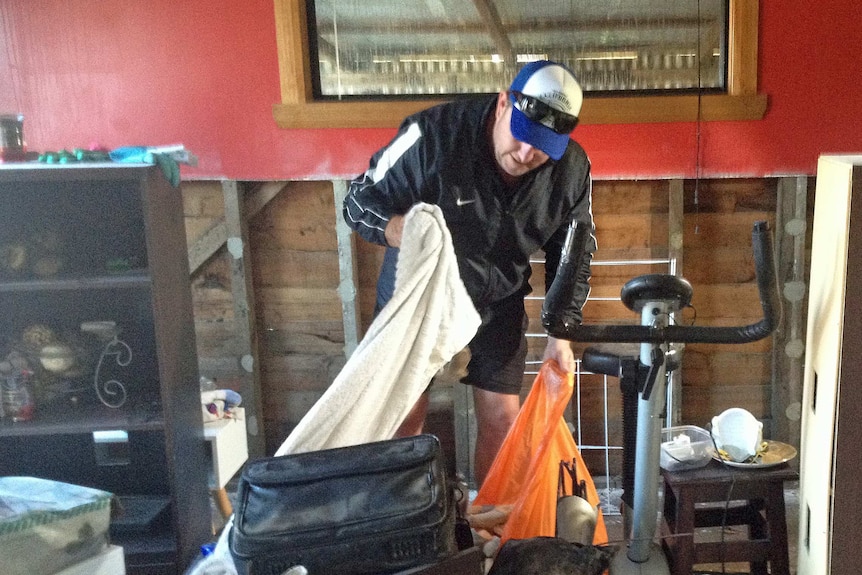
[203,407,248,521]
[660,459,797,575]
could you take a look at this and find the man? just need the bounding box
[343,60,596,486]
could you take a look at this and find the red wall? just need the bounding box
[1,0,860,181]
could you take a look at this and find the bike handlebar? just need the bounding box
[541,220,781,344]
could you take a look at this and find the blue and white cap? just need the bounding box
[508,60,583,161]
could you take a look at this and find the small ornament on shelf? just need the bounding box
[83,321,132,409]
[16,322,90,408]
[1,370,35,422]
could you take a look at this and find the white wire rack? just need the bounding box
[525,255,678,515]
[523,357,622,515]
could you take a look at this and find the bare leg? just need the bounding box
[394,391,430,437]
[472,387,520,487]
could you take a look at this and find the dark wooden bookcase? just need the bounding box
[0,163,210,574]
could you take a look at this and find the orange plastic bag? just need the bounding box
[472,359,608,546]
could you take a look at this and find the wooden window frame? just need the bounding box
[272,0,765,129]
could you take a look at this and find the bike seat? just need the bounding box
[620,274,692,313]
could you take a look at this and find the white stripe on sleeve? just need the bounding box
[369,122,423,183]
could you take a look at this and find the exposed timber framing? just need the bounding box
[188,181,287,275]
[333,180,362,357]
[771,176,808,446]
[222,180,267,457]
[666,179,685,426]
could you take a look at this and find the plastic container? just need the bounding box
[1,371,34,422]
[660,425,713,471]
[0,114,26,162]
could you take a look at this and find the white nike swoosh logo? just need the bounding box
[456,197,476,206]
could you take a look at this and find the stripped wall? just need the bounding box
[183,175,811,472]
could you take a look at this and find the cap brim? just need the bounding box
[510,107,570,161]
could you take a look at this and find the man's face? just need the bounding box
[491,91,550,178]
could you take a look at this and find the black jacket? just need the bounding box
[343,95,596,324]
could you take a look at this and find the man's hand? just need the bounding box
[543,335,576,373]
[384,215,405,248]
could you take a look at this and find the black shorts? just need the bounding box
[462,293,529,396]
[376,247,527,395]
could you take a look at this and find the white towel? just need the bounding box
[275,202,481,456]
[187,204,479,575]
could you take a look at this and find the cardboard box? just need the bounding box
[0,476,113,575]
[56,544,125,575]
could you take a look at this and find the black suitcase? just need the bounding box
[229,434,457,575]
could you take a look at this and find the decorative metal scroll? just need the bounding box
[93,336,132,408]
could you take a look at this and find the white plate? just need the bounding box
[712,439,797,469]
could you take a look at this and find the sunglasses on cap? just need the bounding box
[508,91,579,135]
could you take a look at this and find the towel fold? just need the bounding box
[275,202,480,456]
[188,205,479,575]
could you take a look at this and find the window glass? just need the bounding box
[308,0,728,99]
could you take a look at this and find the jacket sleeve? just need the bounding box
[342,121,428,246]
[542,166,596,326]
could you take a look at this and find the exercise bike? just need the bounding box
[542,220,780,575]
